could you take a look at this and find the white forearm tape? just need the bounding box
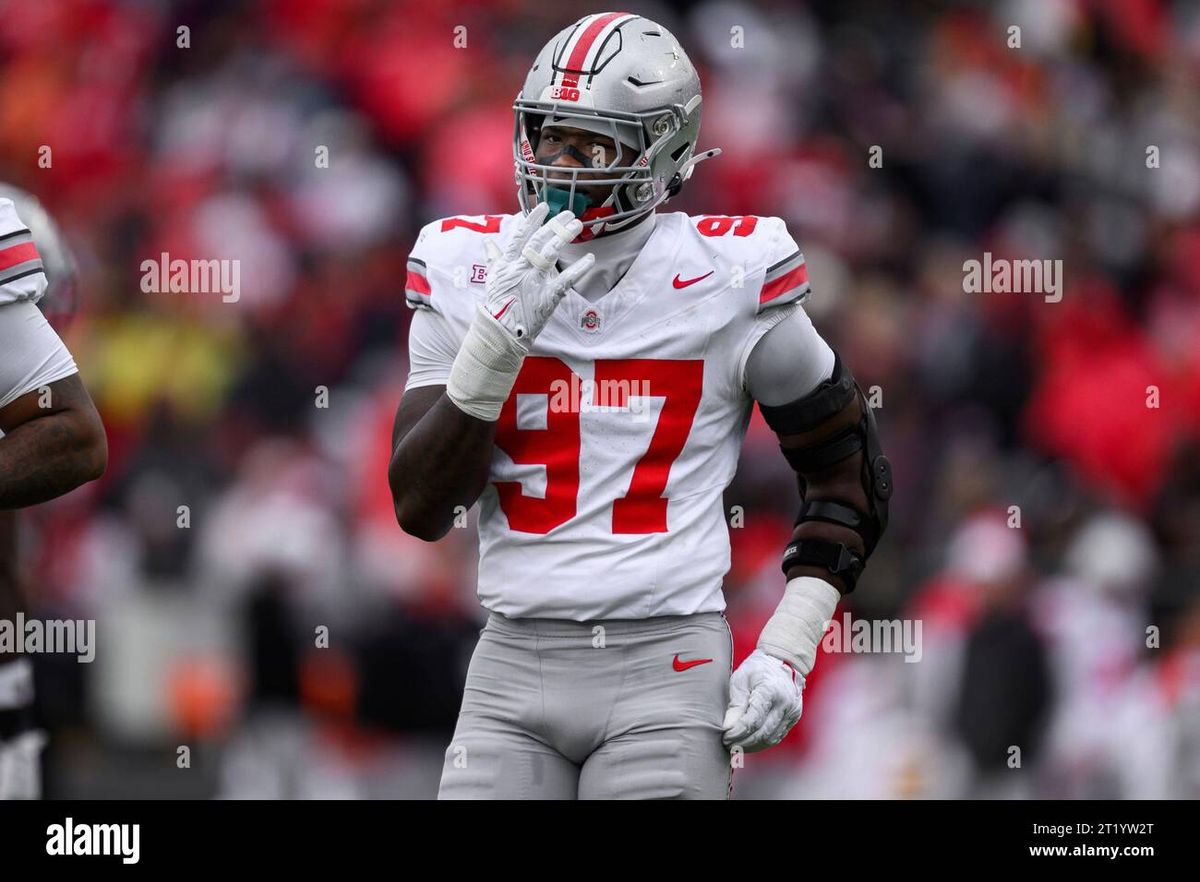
[756,576,841,676]
[447,303,528,422]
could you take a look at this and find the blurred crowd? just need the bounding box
[3,0,1199,798]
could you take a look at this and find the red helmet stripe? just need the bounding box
[560,12,634,89]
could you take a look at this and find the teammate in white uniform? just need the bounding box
[0,187,106,799]
[390,13,892,798]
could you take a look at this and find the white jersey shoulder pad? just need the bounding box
[405,214,520,317]
[677,213,809,315]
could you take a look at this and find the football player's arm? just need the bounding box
[0,302,107,509]
[390,206,591,541]
[747,308,871,596]
[751,223,891,598]
[723,302,892,753]
[389,379,499,543]
[389,281,518,541]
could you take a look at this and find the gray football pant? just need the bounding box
[438,610,734,799]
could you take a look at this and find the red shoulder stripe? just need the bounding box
[405,269,431,296]
[0,241,39,271]
[759,263,808,304]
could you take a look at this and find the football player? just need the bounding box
[389,12,891,798]
[0,184,105,799]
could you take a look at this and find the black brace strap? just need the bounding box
[779,425,863,473]
[758,352,856,436]
[781,499,871,591]
[781,539,864,588]
[798,499,867,533]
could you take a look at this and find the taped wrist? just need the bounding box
[447,303,528,422]
[756,576,841,676]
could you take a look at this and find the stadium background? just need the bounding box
[3,0,1199,798]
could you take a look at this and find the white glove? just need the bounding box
[722,577,841,753]
[447,202,595,421]
[722,649,804,753]
[481,201,595,345]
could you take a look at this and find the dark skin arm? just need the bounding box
[0,372,107,510]
[777,392,871,596]
[388,384,499,541]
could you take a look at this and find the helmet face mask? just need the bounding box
[515,100,685,235]
[512,13,713,240]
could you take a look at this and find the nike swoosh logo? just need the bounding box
[672,270,714,289]
[673,654,714,672]
[492,297,516,320]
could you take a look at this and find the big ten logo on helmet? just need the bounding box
[549,85,581,102]
[548,373,653,423]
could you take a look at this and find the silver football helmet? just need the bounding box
[0,182,80,330]
[513,12,721,239]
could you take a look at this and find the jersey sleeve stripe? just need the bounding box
[405,268,431,298]
[0,241,41,273]
[764,249,804,280]
[0,227,33,246]
[0,267,47,288]
[759,262,809,307]
[0,264,46,289]
[405,255,431,310]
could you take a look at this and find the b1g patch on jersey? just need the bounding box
[580,307,602,333]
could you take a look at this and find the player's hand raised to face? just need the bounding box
[481,203,595,347]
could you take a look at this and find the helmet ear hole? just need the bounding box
[664,143,693,198]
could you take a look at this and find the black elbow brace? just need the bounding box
[757,351,893,592]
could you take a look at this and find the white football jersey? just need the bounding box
[404,211,814,620]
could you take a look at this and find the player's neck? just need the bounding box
[558,211,657,302]
[562,210,657,262]
[594,209,657,243]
